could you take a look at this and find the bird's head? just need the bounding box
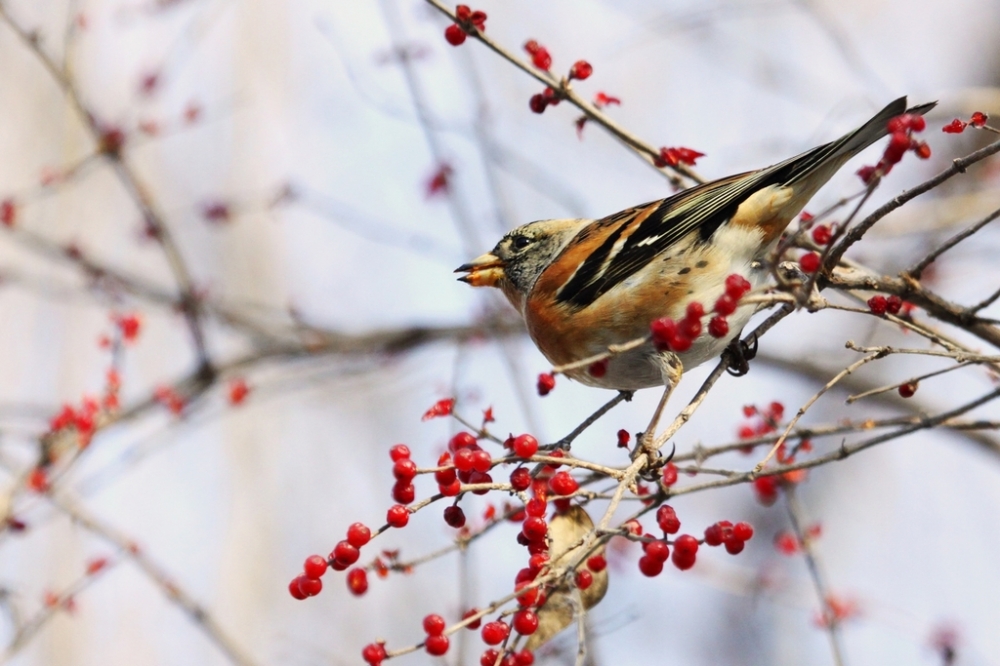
[455,219,591,308]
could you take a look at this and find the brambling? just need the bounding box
[457,97,935,391]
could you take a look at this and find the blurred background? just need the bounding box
[1,0,999,664]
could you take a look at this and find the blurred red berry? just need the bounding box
[799,251,821,273]
[444,24,466,46]
[942,119,966,134]
[569,60,593,80]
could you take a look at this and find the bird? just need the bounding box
[456,97,936,391]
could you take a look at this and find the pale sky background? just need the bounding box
[1,0,999,665]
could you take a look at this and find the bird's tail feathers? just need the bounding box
[781,96,937,186]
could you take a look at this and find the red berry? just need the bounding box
[389,444,411,461]
[569,60,593,80]
[525,498,547,517]
[439,478,461,496]
[0,198,16,227]
[393,458,417,482]
[522,516,548,541]
[588,359,608,377]
[714,293,737,316]
[435,464,457,487]
[674,534,699,556]
[514,649,535,665]
[671,549,696,571]
[886,295,903,315]
[513,609,539,635]
[481,620,510,645]
[424,613,447,635]
[685,301,705,320]
[708,316,729,338]
[513,434,539,458]
[623,519,643,536]
[386,505,410,528]
[362,643,387,665]
[426,634,449,656]
[529,94,548,114]
[724,536,745,554]
[914,142,931,159]
[289,577,307,600]
[645,540,670,563]
[444,506,466,528]
[679,317,701,339]
[857,164,878,184]
[455,5,471,20]
[576,569,593,589]
[811,224,832,245]
[725,274,751,299]
[970,111,988,128]
[887,131,911,153]
[332,541,359,566]
[656,505,680,534]
[444,23,466,46]
[454,448,476,474]
[480,649,500,666]
[303,555,328,579]
[650,317,678,351]
[733,522,754,541]
[347,567,369,595]
[669,334,692,352]
[942,119,967,134]
[898,381,918,398]
[799,251,821,273]
[463,608,482,629]
[587,554,607,572]
[469,471,492,494]
[510,467,531,491]
[753,475,780,506]
[661,462,678,487]
[346,522,372,548]
[867,295,888,315]
[617,429,630,448]
[638,555,663,577]
[392,481,415,504]
[704,523,723,546]
[298,575,322,596]
[886,116,907,134]
[549,471,579,496]
[531,47,552,70]
[450,431,478,452]
[471,449,492,473]
[537,372,556,396]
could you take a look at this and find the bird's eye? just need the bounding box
[511,235,532,250]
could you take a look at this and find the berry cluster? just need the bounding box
[289,522,373,600]
[703,520,754,554]
[443,5,487,46]
[523,39,552,70]
[295,400,760,662]
[866,294,903,316]
[649,274,752,351]
[857,113,930,185]
[942,111,989,134]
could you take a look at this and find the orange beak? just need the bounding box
[455,252,505,288]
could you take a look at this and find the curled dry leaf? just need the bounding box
[525,505,608,651]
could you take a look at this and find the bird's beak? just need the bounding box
[455,252,505,288]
